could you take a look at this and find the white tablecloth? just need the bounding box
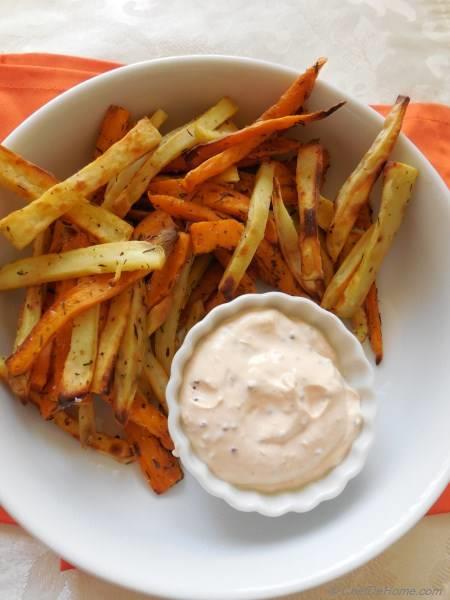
[0,1,449,598]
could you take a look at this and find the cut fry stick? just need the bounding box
[91,288,133,395]
[29,342,53,391]
[125,422,183,494]
[78,397,96,446]
[186,106,344,168]
[351,307,369,343]
[321,226,373,310]
[213,248,257,295]
[297,142,324,281]
[335,162,418,318]
[213,165,240,183]
[237,137,301,167]
[219,162,274,300]
[147,232,191,308]
[154,256,193,373]
[149,108,168,129]
[182,59,327,190]
[94,105,130,157]
[147,297,172,337]
[130,391,173,450]
[0,119,161,248]
[327,96,410,261]
[190,219,244,254]
[0,241,166,290]
[60,304,100,402]
[50,408,135,463]
[254,239,307,297]
[0,146,134,243]
[112,279,147,424]
[181,299,205,335]
[272,179,302,286]
[109,97,238,217]
[143,349,168,413]
[148,177,190,199]
[148,194,221,222]
[7,270,149,377]
[319,232,335,287]
[185,254,212,299]
[132,209,176,242]
[365,283,383,364]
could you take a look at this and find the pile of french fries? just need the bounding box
[0,58,417,494]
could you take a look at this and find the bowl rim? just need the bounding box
[0,53,449,600]
[167,292,376,517]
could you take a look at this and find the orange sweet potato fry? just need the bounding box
[148,177,191,199]
[148,194,221,222]
[130,391,174,451]
[147,232,192,309]
[94,105,130,158]
[147,296,172,336]
[254,239,307,297]
[132,209,176,242]
[7,271,148,377]
[182,59,328,190]
[125,422,183,494]
[237,137,302,167]
[29,340,53,391]
[190,220,244,254]
[184,262,223,310]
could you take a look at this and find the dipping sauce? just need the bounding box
[179,308,362,492]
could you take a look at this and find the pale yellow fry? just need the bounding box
[321,226,373,310]
[9,231,49,399]
[109,97,238,217]
[327,96,409,261]
[319,234,335,287]
[0,145,133,243]
[186,254,212,298]
[272,180,302,285]
[78,398,96,447]
[336,162,418,318]
[194,119,239,143]
[113,279,147,424]
[0,241,165,290]
[351,307,369,343]
[91,289,133,395]
[297,143,324,281]
[213,165,240,183]
[318,195,334,231]
[219,162,274,300]
[0,118,161,248]
[149,108,168,129]
[60,304,100,401]
[154,256,194,373]
[143,348,168,413]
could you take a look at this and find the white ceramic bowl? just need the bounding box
[167,292,375,516]
[0,56,449,600]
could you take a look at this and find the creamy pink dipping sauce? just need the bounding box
[180,308,362,492]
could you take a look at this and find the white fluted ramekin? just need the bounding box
[167,292,375,517]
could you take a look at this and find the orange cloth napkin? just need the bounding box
[0,54,449,569]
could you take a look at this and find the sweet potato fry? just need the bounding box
[180,298,206,335]
[0,145,133,243]
[254,239,307,297]
[190,219,244,254]
[147,232,191,309]
[184,102,344,192]
[148,194,221,222]
[7,270,149,377]
[94,105,130,157]
[147,297,172,337]
[91,288,133,395]
[148,177,191,199]
[0,241,165,290]
[143,349,168,413]
[182,59,328,190]
[365,283,383,364]
[219,162,274,300]
[185,107,343,167]
[335,162,418,317]
[125,422,183,494]
[0,119,161,248]
[182,262,223,318]
[29,342,53,391]
[238,137,302,167]
[130,390,173,450]
[132,209,176,242]
[154,257,193,372]
[112,279,147,424]
[109,97,238,217]
[185,254,212,298]
[327,96,410,261]
[296,142,324,281]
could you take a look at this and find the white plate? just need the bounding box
[0,56,449,600]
